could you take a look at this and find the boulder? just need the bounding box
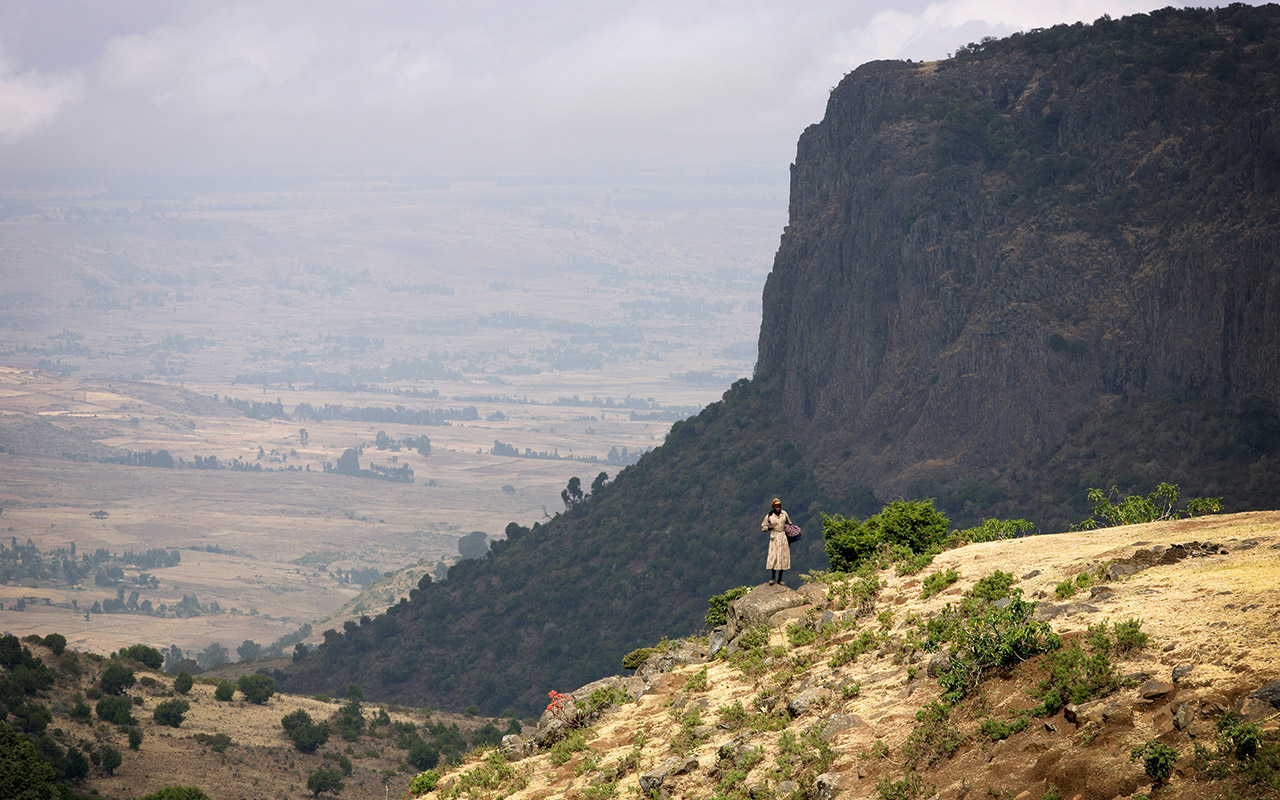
[796,582,828,605]
[1173,702,1197,731]
[708,626,729,659]
[535,674,645,745]
[777,781,799,796]
[819,713,863,742]
[637,641,708,684]
[1233,695,1276,723]
[1249,680,1280,709]
[1139,680,1176,700]
[768,606,808,629]
[500,734,530,761]
[1172,664,1195,682]
[725,584,805,640]
[926,651,952,678]
[814,772,849,800]
[639,756,698,794]
[787,687,833,717]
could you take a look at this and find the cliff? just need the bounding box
[758,5,1280,525]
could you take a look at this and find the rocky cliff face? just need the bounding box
[758,7,1280,507]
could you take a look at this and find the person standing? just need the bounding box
[762,497,793,586]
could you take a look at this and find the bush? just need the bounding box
[950,518,1035,544]
[1113,618,1149,655]
[407,737,439,770]
[100,662,136,695]
[939,591,1060,703]
[119,644,164,669]
[1131,740,1179,784]
[99,745,123,775]
[174,671,193,694]
[967,571,1015,602]
[96,695,136,725]
[214,680,235,702]
[921,568,959,599]
[153,699,190,728]
[237,673,275,704]
[282,709,330,753]
[128,727,143,750]
[620,647,655,671]
[824,500,949,573]
[1032,624,1117,716]
[408,769,440,794]
[306,766,344,797]
[43,633,67,656]
[705,586,751,628]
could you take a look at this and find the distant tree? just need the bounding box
[306,766,344,797]
[174,672,193,695]
[90,510,109,519]
[96,695,136,726]
[163,645,184,672]
[42,633,66,656]
[335,448,360,476]
[153,699,189,728]
[457,531,489,560]
[560,476,584,509]
[237,673,275,704]
[127,726,143,750]
[293,642,309,662]
[120,644,163,669]
[590,471,609,495]
[196,642,229,670]
[98,745,122,775]
[236,640,262,662]
[407,737,439,770]
[281,709,330,753]
[375,430,391,450]
[100,662,136,695]
[298,428,310,446]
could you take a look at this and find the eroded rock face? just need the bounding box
[755,42,1280,505]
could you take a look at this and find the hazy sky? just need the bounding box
[0,1,1227,178]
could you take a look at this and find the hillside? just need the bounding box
[410,511,1280,800]
[281,6,1280,719]
[758,4,1280,530]
[0,633,518,799]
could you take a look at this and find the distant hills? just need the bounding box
[282,5,1280,716]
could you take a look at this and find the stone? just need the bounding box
[814,772,848,800]
[1234,696,1275,723]
[1139,680,1176,700]
[787,687,833,717]
[778,781,799,796]
[819,713,863,741]
[1162,643,1176,652]
[796,582,828,605]
[1172,664,1194,682]
[1173,702,1197,731]
[639,756,697,794]
[725,584,805,640]
[926,651,952,678]
[821,609,836,628]
[500,734,529,761]
[1089,586,1114,600]
[993,597,1014,610]
[1187,720,1217,738]
[768,606,808,628]
[1023,569,1041,579]
[717,734,751,762]
[1105,562,1142,580]
[1249,680,1280,709]
[1122,671,1152,684]
[1100,702,1133,726]
[708,626,729,659]
[637,642,707,684]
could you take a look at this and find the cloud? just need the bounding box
[0,43,86,143]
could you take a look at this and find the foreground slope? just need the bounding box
[420,511,1280,800]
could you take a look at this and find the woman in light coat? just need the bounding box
[761,497,793,586]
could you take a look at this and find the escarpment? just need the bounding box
[758,7,1280,520]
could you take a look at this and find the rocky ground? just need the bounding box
[414,511,1280,800]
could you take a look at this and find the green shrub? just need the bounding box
[1217,714,1262,761]
[620,647,654,671]
[174,672,193,694]
[306,766,344,797]
[830,630,879,668]
[1131,740,1178,784]
[902,701,963,768]
[824,500,949,573]
[967,570,1015,602]
[408,769,440,794]
[1113,618,1149,655]
[939,591,1060,703]
[193,732,231,753]
[133,786,212,800]
[1032,624,1117,716]
[99,744,123,775]
[153,699,190,728]
[214,680,235,702]
[282,709,330,753]
[43,633,67,656]
[950,518,1035,544]
[100,662,136,695]
[979,714,1029,741]
[683,667,708,692]
[1054,579,1077,600]
[1074,483,1223,530]
[237,673,275,704]
[96,695,136,725]
[119,644,164,669]
[921,568,959,599]
[549,729,588,766]
[128,726,143,750]
[705,586,751,628]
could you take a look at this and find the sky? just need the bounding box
[0,1,1236,179]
